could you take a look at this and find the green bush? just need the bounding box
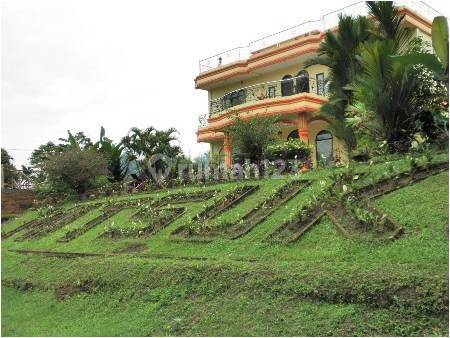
[43,149,109,195]
[264,139,312,161]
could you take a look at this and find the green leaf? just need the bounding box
[392,53,443,73]
[432,16,449,70]
[67,130,81,150]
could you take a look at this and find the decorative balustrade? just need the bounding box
[198,1,441,73]
[198,114,208,129]
[208,76,328,117]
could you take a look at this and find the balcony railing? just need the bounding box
[208,75,328,117]
[198,1,441,73]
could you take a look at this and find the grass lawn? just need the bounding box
[1,153,448,336]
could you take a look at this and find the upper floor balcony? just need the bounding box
[196,1,440,77]
[208,74,327,118]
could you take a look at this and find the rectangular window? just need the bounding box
[267,86,276,98]
[316,73,325,96]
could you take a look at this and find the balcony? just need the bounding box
[198,1,440,73]
[208,75,327,117]
[197,75,329,142]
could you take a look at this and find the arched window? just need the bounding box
[287,130,299,139]
[296,70,309,93]
[281,75,294,96]
[316,130,333,164]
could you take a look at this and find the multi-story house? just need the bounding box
[195,1,438,168]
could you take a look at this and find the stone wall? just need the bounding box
[1,189,35,215]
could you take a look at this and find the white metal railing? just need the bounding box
[198,1,442,73]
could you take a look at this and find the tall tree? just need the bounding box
[121,127,182,180]
[30,128,129,183]
[94,127,128,182]
[1,148,18,188]
[305,15,371,153]
[349,40,419,150]
[347,1,425,151]
[29,131,92,180]
[43,149,109,195]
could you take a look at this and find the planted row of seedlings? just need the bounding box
[200,179,311,239]
[266,162,448,243]
[2,209,65,240]
[228,179,311,239]
[57,205,126,242]
[171,184,259,241]
[151,189,219,207]
[57,190,220,243]
[100,207,186,239]
[15,204,98,241]
[355,161,449,199]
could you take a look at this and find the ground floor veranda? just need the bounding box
[200,112,349,168]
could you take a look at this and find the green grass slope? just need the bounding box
[1,154,449,336]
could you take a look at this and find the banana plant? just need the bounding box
[94,126,129,182]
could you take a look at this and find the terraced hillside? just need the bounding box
[1,153,449,336]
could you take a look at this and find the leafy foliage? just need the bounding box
[94,127,128,182]
[42,149,109,194]
[348,39,419,151]
[394,16,449,87]
[1,148,18,187]
[264,139,312,161]
[308,1,447,155]
[345,1,448,152]
[121,126,182,181]
[305,15,371,152]
[225,114,279,162]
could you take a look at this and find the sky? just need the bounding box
[1,0,448,167]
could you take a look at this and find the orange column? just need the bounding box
[297,113,309,143]
[223,135,233,169]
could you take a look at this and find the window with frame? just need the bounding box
[223,89,246,109]
[267,86,276,98]
[316,73,325,96]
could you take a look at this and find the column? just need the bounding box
[223,135,233,169]
[297,113,309,143]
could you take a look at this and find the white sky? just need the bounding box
[1,0,449,167]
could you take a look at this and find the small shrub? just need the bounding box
[265,139,312,161]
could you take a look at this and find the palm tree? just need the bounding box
[349,40,418,151]
[121,127,182,181]
[366,1,405,40]
[122,127,182,159]
[305,14,371,153]
[347,1,421,151]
